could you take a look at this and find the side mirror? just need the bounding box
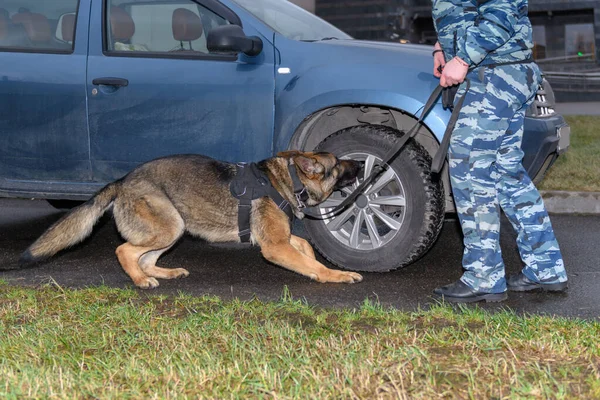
[207,25,263,57]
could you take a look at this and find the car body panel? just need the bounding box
[0,0,92,190]
[271,37,451,154]
[523,114,567,181]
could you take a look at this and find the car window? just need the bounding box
[231,0,351,41]
[106,0,230,55]
[0,0,78,52]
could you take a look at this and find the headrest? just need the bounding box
[12,12,52,43]
[110,6,135,41]
[172,8,203,42]
[11,12,28,24]
[0,9,8,40]
[60,14,76,42]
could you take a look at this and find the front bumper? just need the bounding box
[522,114,570,183]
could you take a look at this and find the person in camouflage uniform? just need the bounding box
[430,0,568,302]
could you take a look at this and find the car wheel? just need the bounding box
[303,125,445,272]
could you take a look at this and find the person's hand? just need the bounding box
[433,42,445,78]
[440,56,469,87]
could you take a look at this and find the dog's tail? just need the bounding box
[20,181,122,265]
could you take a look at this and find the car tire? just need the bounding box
[303,125,445,272]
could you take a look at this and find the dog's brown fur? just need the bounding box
[21,152,363,289]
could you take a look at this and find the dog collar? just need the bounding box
[288,163,310,209]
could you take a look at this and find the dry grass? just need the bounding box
[0,283,599,399]
[538,116,600,192]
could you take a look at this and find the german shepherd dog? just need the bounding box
[21,151,363,289]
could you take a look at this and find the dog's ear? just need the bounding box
[295,155,324,176]
[277,150,302,159]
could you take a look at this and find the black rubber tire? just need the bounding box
[303,125,445,272]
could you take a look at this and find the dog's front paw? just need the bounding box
[136,277,160,289]
[319,270,363,284]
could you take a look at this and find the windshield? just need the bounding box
[231,0,352,41]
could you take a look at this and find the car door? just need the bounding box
[86,0,275,182]
[0,0,91,196]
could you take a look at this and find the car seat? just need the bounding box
[0,9,8,44]
[172,8,203,51]
[110,6,148,51]
[56,13,76,45]
[0,9,32,47]
[11,11,54,48]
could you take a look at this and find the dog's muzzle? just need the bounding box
[334,159,362,190]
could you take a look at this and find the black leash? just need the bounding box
[431,78,470,174]
[302,80,470,220]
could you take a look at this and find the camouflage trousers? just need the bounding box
[449,63,567,293]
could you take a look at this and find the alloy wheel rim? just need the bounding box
[318,152,407,250]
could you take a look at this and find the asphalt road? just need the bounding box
[1,198,599,319]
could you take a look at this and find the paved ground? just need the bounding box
[541,190,600,214]
[1,199,599,319]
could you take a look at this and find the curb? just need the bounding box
[541,191,600,215]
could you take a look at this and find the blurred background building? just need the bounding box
[291,0,600,100]
[290,0,315,13]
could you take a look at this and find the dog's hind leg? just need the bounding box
[114,194,186,289]
[115,243,161,289]
[139,246,189,280]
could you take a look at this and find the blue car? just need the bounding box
[0,0,570,272]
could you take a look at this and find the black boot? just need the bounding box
[433,280,507,303]
[506,272,568,292]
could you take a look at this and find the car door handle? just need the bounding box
[92,77,129,87]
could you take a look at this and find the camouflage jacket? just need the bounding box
[432,0,534,67]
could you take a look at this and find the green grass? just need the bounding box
[1,283,599,399]
[538,115,600,192]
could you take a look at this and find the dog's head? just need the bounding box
[278,150,361,206]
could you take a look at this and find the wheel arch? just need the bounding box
[287,104,455,212]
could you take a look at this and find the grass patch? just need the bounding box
[0,282,599,399]
[538,115,600,192]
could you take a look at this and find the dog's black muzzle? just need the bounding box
[334,159,362,190]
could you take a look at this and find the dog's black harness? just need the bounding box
[230,162,308,243]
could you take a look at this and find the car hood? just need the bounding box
[321,40,431,53]
[311,39,434,69]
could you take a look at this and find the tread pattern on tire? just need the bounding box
[310,125,445,271]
